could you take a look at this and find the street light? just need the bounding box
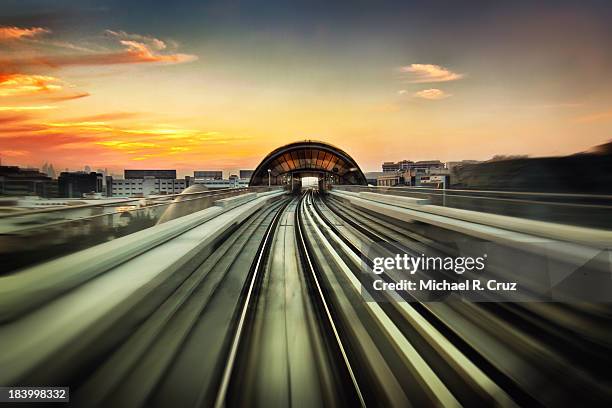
[267,169,271,187]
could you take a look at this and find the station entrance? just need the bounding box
[248,140,368,192]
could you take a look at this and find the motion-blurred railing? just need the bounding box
[0,186,281,274]
[332,185,612,229]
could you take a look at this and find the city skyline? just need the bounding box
[1,0,612,174]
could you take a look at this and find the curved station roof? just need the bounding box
[249,140,368,186]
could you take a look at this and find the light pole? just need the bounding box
[267,169,271,187]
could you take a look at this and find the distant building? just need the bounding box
[446,160,481,171]
[108,176,192,197]
[96,168,108,178]
[193,178,248,188]
[194,170,223,180]
[41,162,57,179]
[407,167,450,186]
[382,162,400,172]
[377,164,450,188]
[239,169,254,179]
[416,174,449,188]
[124,169,177,179]
[364,171,385,185]
[414,160,444,168]
[377,173,403,187]
[58,171,103,198]
[105,175,114,197]
[397,160,415,171]
[0,166,57,197]
[382,160,445,174]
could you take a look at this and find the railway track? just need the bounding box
[218,195,364,407]
[1,189,610,407]
[317,190,612,406]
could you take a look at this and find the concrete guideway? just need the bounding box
[0,188,610,407]
[0,189,284,384]
[334,189,612,247]
[316,192,611,406]
[330,190,611,273]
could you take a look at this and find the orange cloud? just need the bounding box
[414,88,451,100]
[0,113,31,124]
[0,117,239,171]
[0,115,229,154]
[0,26,49,41]
[105,30,167,50]
[5,48,196,68]
[96,141,159,150]
[2,30,197,69]
[117,39,196,63]
[0,149,29,157]
[0,74,62,97]
[400,64,464,83]
[69,112,139,122]
[0,105,56,111]
[40,92,90,102]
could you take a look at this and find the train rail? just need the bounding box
[0,188,610,407]
[317,190,612,406]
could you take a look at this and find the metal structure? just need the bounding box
[248,140,368,187]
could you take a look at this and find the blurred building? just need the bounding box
[446,160,481,171]
[125,169,177,179]
[377,173,403,186]
[239,169,254,180]
[108,176,192,197]
[382,161,400,172]
[41,162,57,179]
[194,170,223,180]
[58,171,103,198]
[193,178,248,188]
[364,171,385,185]
[0,166,57,197]
[382,160,444,173]
[377,166,450,187]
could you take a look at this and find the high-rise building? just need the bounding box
[194,170,223,180]
[58,171,103,198]
[0,166,57,197]
[124,169,177,179]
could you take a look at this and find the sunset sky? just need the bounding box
[1,0,611,174]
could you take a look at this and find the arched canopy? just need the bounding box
[249,140,367,186]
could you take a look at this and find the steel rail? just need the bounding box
[316,193,547,407]
[213,197,291,408]
[295,191,367,408]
